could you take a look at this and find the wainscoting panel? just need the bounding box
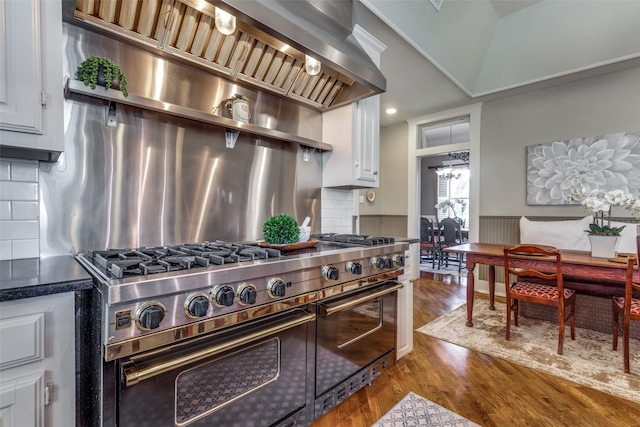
[360,215,408,238]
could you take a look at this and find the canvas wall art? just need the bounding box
[526,131,640,205]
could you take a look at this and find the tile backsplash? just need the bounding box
[321,188,355,234]
[0,159,40,260]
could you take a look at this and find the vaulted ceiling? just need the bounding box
[356,0,640,127]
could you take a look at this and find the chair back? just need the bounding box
[503,245,563,291]
[439,217,462,246]
[420,217,436,244]
[623,256,640,315]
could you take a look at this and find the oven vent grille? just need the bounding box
[72,0,354,110]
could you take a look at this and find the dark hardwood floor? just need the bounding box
[310,271,640,427]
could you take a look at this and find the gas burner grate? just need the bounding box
[89,241,282,278]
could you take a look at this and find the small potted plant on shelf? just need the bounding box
[75,55,128,97]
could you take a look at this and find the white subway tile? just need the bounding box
[0,201,10,220]
[0,220,39,240]
[12,201,39,220]
[0,240,11,260]
[0,181,38,201]
[10,161,38,182]
[12,239,39,259]
[0,161,9,181]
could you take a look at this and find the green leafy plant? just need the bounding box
[263,214,300,244]
[75,56,128,97]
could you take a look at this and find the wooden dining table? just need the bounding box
[443,242,638,327]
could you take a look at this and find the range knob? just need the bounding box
[213,284,235,307]
[393,254,405,267]
[372,256,387,269]
[237,283,257,305]
[184,293,209,318]
[322,265,339,280]
[136,302,166,330]
[268,278,286,298]
[384,257,394,268]
[346,261,362,274]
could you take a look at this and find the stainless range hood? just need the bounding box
[63,0,385,110]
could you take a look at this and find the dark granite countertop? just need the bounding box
[396,237,420,244]
[0,255,93,301]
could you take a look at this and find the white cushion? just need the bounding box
[610,221,638,254]
[519,216,593,251]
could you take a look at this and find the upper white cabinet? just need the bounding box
[0,293,75,427]
[322,26,385,189]
[0,0,64,161]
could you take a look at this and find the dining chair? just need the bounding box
[503,245,576,355]
[419,217,438,269]
[438,217,465,272]
[612,256,640,374]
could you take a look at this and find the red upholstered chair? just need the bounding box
[503,245,576,355]
[612,256,640,374]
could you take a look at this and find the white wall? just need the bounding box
[480,66,640,218]
[359,122,409,215]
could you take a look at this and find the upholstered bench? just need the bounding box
[518,216,640,338]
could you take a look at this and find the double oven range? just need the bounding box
[76,234,408,427]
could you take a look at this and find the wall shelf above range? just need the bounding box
[63,78,333,152]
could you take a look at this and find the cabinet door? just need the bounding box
[0,372,45,427]
[354,95,380,184]
[0,0,64,159]
[0,0,43,134]
[396,242,417,360]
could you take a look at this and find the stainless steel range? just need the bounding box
[77,236,408,427]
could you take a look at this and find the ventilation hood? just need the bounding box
[62,0,386,110]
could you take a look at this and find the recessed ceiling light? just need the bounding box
[386,108,397,115]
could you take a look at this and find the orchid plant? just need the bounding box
[567,188,639,235]
[435,198,467,219]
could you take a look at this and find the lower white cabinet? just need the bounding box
[397,242,418,360]
[0,293,75,427]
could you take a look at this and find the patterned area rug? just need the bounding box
[372,392,480,427]
[417,299,640,404]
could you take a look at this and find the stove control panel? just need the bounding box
[345,261,362,274]
[136,301,166,330]
[213,284,235,307]
[392,254,405,267]
[237,283,257,305]
[371,256,393,269]
[185,292,210,318]
[268,278,287,298]
[322,265,339,280]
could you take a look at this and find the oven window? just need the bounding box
[336,299,382,348]
[175,338,280,426]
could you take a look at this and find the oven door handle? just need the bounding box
[123,311,315,387]
[319,282,403,316]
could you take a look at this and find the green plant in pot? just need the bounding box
[263,214,299,244]
[75,56,128,97]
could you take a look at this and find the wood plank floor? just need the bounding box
[309,272,640,427]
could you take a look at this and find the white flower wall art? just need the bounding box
[526,131,640,205]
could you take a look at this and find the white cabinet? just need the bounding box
[0,293,75,427]
[0,0,64,161]
[397,242,418,360]
[322,97,380,188]
[321,25,385,189]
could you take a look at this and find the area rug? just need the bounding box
[371,392,480,427]
[417,300,640,404]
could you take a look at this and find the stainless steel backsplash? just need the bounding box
[39,24,322,256]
